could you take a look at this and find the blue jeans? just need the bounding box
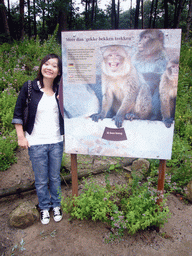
[28,141,63,210]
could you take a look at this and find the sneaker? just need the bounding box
[40,209,50,225]
[53,206,62,222]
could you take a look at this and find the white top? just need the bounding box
[26,90,63,146]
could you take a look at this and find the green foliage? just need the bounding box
[175,42,192,144]
[0,30,61,91]
[0,130,17,171]
[0,88,18,130]
[0,29,61,171]
[61,174,170,240]
[148,134,192,194]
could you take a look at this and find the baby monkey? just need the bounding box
[159,58,179,128]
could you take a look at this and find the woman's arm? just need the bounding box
[15,124,30,149]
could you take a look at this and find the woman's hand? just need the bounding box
[18,136,29,149]
[15,124,30,149]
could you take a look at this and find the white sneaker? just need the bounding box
[40,209,50,225]
[53,207,62,222]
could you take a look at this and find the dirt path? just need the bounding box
[0,149,192,256]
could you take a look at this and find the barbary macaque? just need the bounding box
[133,29,168,120]
[159,58,179,128]
[91,45,152,128]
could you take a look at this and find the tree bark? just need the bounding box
[153,0,158,28]
[0,0,10,36]
[164,0,169,28]
[33,0,37,38]
[91,0,95,28]
[130,0,133,28]
[149,0,155,28]
[185,0,192,41]
[20,0,25,39]
[116,0,120,29]
[27,0,31,38]
[111,0,116,29]
[141,0,144,29]
[134,0,141,29]
[173,0,186,28]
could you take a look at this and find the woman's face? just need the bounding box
[41,58,60,81]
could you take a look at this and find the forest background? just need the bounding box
[0,0,191,202]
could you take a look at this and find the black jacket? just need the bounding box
[12,79,64,135]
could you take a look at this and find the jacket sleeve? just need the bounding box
[11,82,28,125]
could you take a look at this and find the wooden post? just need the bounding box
[157,159,166,206]
[71,154,78,197]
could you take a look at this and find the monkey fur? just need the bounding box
[91,45,152,128]
[133,29,168,121]
[159,58,179,128]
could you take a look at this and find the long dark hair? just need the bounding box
[36,54,62,92]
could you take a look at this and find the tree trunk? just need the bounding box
[0,0,10,36]
[27,0,31,38]
[85,0,89,28]
[20,0,25,39]
[185,0,192,41]
[95,0,97,23]
[33,0,37,38]
[153,0,158,28]
[116,0,120,29]
[173,0,186,28]
[58,1,68,42]
[173,0,179,28]
[91,0,95,28]
[42,0,45,32]
[149,0,155,28]
[141,0,144,28]
[164,0,169,28]
[130,0,133,28]
[134,0,140,29]
[111,0,116,29]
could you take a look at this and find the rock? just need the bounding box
[185,180,192,203]
[9,201,39,229]
[131,159,150,180]
[132,159,150,172]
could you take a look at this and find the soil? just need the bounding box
[0,148,192,256]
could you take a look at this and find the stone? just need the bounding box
[132,159,150,172]
[185,180,192,203]
[9,201,39,229]
[130,159,150,180]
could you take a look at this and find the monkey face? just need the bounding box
[104,52,125,72]
[170,64,179,76]
[138,35,151,52]
[167,61,179,81]
[103,46,127,73]
[138,30,164,57]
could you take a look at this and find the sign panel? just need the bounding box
[62,29,182,159]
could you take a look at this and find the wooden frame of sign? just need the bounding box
[71,154,166,203]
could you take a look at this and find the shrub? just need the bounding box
[0,130,17,171]
[61,173,171,240]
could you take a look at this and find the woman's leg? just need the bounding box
[28,144,51,210]
[48,141,63,208]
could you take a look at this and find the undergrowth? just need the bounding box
[61,172,171,241]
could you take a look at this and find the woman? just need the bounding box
[12,54,64,225]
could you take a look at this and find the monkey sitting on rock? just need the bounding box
[91,45,152,128]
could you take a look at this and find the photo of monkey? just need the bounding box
[159,58,179,128]
[132,29,168,121]
[61,29,182,159]
[91,45,152,128]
